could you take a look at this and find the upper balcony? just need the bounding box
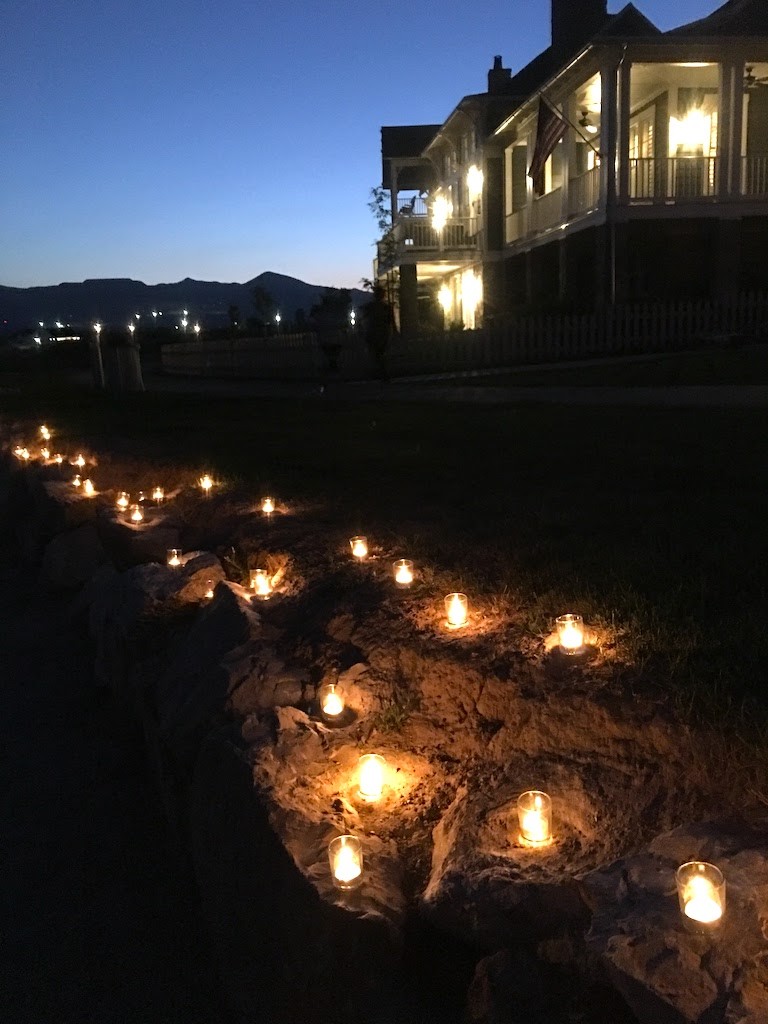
[378,206,480,272]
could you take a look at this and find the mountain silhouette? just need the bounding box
[0,272,369,333]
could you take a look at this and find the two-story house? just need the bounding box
[377,0,768,333]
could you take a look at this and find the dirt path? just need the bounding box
[0,542,225,1023]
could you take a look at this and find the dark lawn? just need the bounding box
[4,380,768,735]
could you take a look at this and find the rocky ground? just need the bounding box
[3,429,768,1024]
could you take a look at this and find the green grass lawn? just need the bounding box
[433,342,768,388]
[4,377,768,741]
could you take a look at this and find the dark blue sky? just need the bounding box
[4,0,712,289]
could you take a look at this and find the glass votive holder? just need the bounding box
[517,790,553,846]
[350,536,368,560]
[249,568,272,599]
[556,613,584,654]
[72,474,82,487]
[152,486,164,503]
[116,491,130,510]
[318,681,346,722]
[73,454,86,468]
[328,835,363,891]
[444,592,468,628]
[82,479,96,497]
[261,496,275,515]
[357,753,386,803]
[167,548,182,567]
[128,503,144,524]
[393,559,414,587]
[676,861,725,931]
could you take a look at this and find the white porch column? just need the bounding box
[600,58,619,214]
[727,62,744,197]
[616,56,632,204]
[561,93,574,221]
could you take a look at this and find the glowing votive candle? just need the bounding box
[199,474,213,495]
[556,613,584,654]
[445,592,468,628]
[40,447,50,461]
[393,559,414,587]
[73,454,86,468]
[249,568,272,599]
[82,479,96,497]
[116,491,130,510]
[72,474,82,488]
[14,446,31,461]
[676,862,725,929]
[40,425,51,441]
[167,548,182,567]
[328,835,363,890]
[350,536,368,560]
[128,503,144,523]
[53,454,63,465]
[318,682,346,722]
[358,753,386,803]
[517,790,553,846]
[204,580,215,599]
[261,496,275,515]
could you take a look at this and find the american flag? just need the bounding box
[528,97,568,196]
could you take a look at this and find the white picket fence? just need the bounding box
[161,294,768,381]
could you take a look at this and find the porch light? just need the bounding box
[556,614,584,654]
[444,592,468,628]
[466,164,484,199]
[116,491,130,510]
[438,284,452,315]
[393,559,414,587]
[357,754,386,803]
[318,681,346,722]
[431,194,453,232]
[676,862,725,930]
[461,269,483,314]
[517,790,553,847]
[328,835,363,890]
[669,109,711,154]
[350,536,368,560]
[167,548,182,567]
[249,568,272,600]
[578,110,598,135]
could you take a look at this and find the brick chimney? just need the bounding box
[552,0,608,56]
[488,55,512,95]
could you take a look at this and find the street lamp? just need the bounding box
[92,323,105,389]
[128,324,135,338]
[193,323,201,337]
[275,312,281,333]
[349,309,357,327]
[180,317,188,333]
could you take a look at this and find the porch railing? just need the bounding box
[629,156,718,201]
[568,166,601,216]
[529,187,563,232]
[742,155,768,196]
[395,216,475,252]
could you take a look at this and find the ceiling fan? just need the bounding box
[744,65,768,91]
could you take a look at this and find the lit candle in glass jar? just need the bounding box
[199,474,213,495]
[249,568,272,599]
[73,454,86,469]
[128,503,144,523]
[72,474,82,487]
[14,446,31,461]
[167,548,182,567]
[152,486,164,503]
[116,491,130,510]
[40,447,50,461]
[318,682,346,722]
[556,614,584,654]
[393,559,414,587]
[358,753,386,803]
[328,835,363,890]
[82,479,96,497]
[676,862,725,929]
[53,454,63,464]
[204,580,215,599]
[261,496,275,515]
[350,536,368,560]
[445,592,468,628]
[517,790,553,846]
[40,424,51,441]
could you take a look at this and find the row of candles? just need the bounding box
[14,430,722,928]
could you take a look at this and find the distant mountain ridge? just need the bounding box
[0,271,369,332]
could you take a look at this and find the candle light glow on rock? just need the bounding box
[249,568,272,599]
[556,614,584,654]
[350,536,368,560]
[167,549,182,567]
[517,790,553,846]
[328,835,363,890]
[358,753,386,802]
[676,862,725,928]
[393,559,414,587]
[445,592,468,627]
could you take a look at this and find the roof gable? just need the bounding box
[668,0,768,36]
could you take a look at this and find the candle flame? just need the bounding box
[333,843,362,885]
[40,425,51,440]
[116,492,129,509]
[350,537,368,560]
[152,486,164,502]
[167,550,181,567]
[199,474,213,492]
[262,497,275,514]
[446,593,467,627]
[358,755,385,802]
[322,690,344,717]
[82,479,95,497]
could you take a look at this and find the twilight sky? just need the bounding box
[4,0,714,290]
